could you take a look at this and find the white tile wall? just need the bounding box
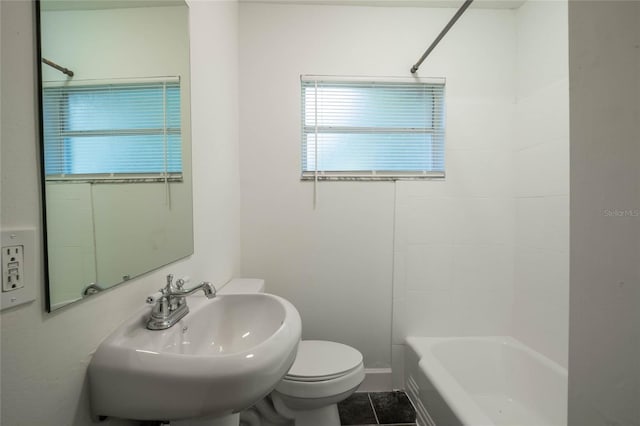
[454,198,516,246]
[394,192,517,339]
[446,100,516,153]
[452,245,515,293]
[515,196,570,252]
[515,141,570,197]
[388,7,519,376]
[516,1,569,100]
[403,198,465,245]
[447,150,515,198]
[515,79,570,152]
[406,244,454,291]
[512,0,569,368]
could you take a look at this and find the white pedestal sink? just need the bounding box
[88,292,301,425]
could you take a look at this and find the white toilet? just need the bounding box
[219,279,365,426]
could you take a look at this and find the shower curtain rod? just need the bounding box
[42,57,74,77]
[410,0,474,74]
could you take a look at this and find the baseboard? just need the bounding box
[357,368,393,392]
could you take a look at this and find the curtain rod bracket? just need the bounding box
[42,57,74,77]
[410,0,474,74]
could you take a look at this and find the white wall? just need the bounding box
[239,3,516,370]
[188,0,241,283]
[568,2,640,425]
[41,6,189,82]
[0,1,241,424]
[512,0,569,367]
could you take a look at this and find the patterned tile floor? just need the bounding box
[154,391,416,426]
[338,391,416,426]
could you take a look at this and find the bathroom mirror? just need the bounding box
[36,0,193,311]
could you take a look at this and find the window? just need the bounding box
[42,80,182,181]
[301,76,445,179]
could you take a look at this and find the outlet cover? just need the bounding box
[1,229,36,311]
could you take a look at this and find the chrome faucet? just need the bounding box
[146,274,216,330]
[82,282,104,297]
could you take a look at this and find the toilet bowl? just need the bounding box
[220,279,365,426]
[267,339,365,426]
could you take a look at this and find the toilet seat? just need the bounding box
[285,367,359,382]
[275,340,365,399]
[284,340,363,382]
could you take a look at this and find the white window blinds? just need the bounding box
[301,76,446,179]
[42,79,182,181]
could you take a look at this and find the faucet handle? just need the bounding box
[146,291,164,304]
[175,278,185,290]
[165,273,174,291]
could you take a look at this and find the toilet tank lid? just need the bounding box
[286,340,363,380]
[218,278,265,294]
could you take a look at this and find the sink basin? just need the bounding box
[88,293,301,421]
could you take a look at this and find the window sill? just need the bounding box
[300,173,445,182]
[45,174,183,184]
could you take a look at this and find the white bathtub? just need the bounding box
[404,336,567,426]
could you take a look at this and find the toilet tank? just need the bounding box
[218,278,265,294]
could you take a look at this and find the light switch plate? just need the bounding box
[1,229,36,311]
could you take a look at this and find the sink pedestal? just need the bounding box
[172,413,239,426]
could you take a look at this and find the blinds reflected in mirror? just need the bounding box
[42,79,182,181]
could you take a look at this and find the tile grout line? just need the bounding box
[367,392,381,425]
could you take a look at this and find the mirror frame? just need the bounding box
[35,0,52,311]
